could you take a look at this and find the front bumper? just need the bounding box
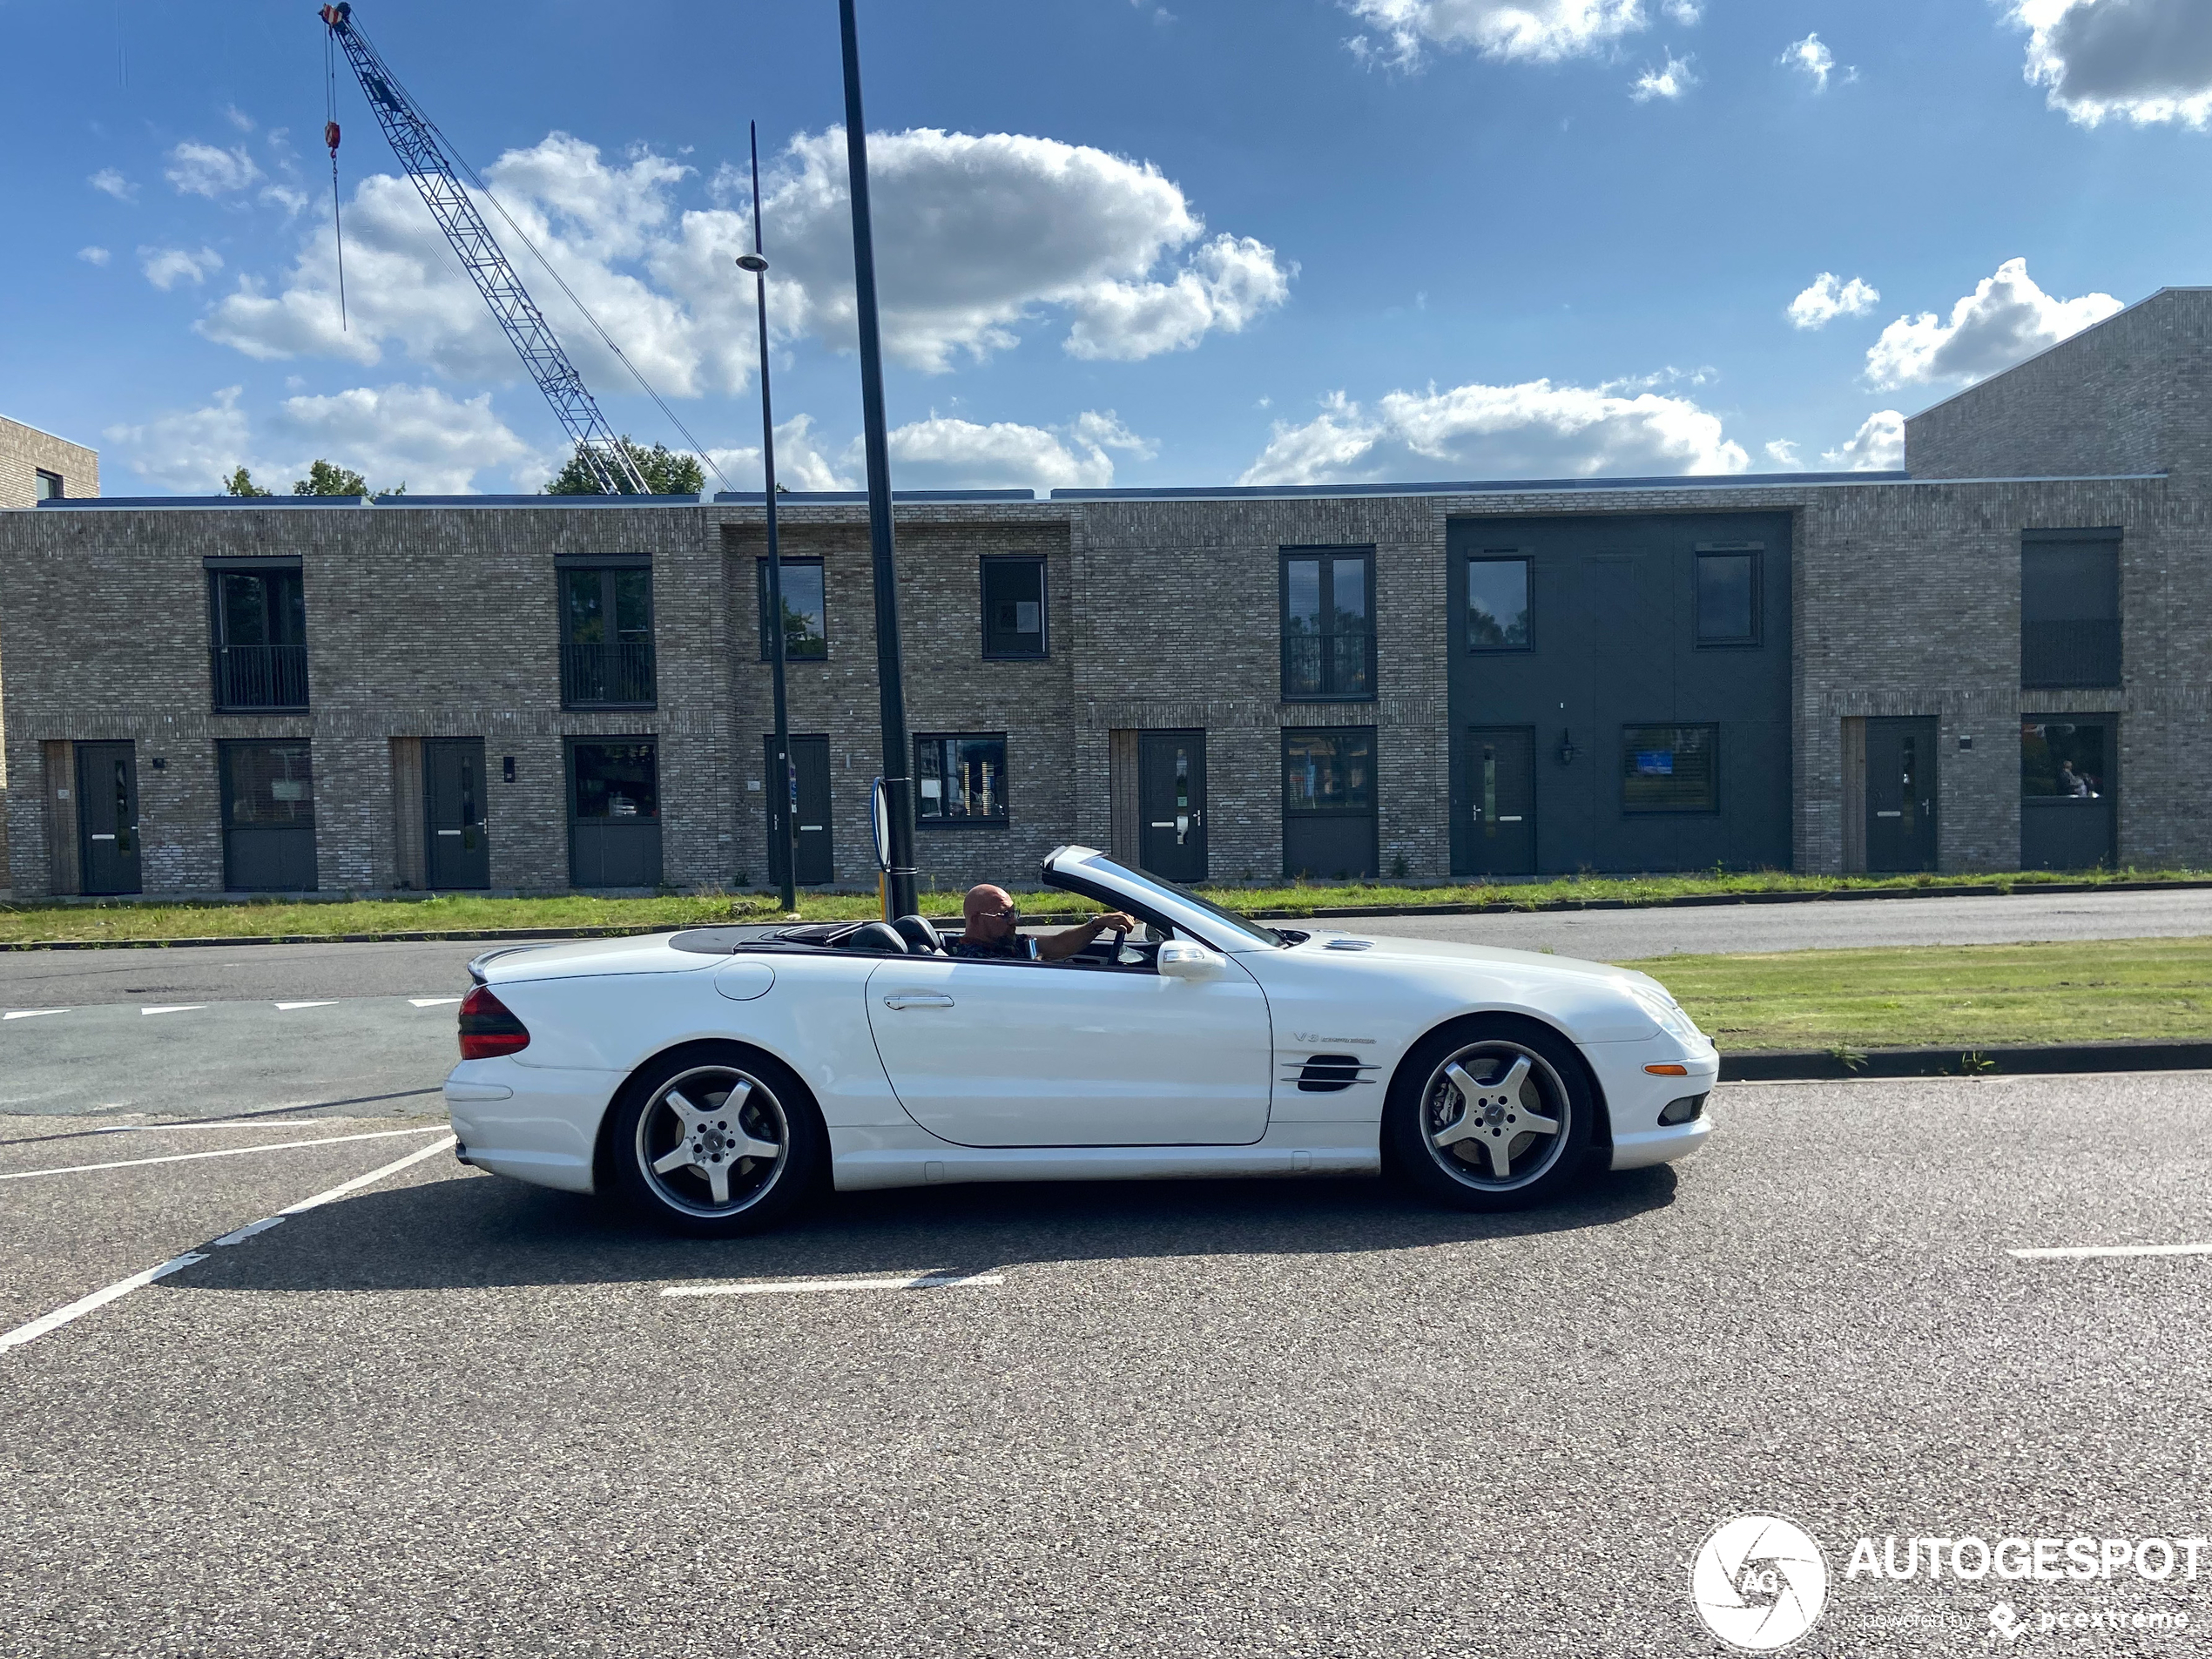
[1583,1033,1720,1171]
[444,1058,624,1195]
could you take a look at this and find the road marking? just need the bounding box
[0,1135,456,1356]
[274,1001,336,1010]
[93,1120,325,1134]
[140,1005,206,1016]
[663,1273,1006,1298]
[409,997,462,1008]
[4,1008,69,1021]
[0,1125,448,1183]
[2008,1243,2212,1260]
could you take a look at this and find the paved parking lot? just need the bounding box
[3,1066,2208,1656]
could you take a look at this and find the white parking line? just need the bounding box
[139,1005,206,1016]
[2008,1244,2212,1260]
[663,1273,1006,1298]
[274,1001,336,1011]
[0,1135,456,1356]
[4,1009,69,1021]
[0,1125,448,1183]
[409,997,461,1008]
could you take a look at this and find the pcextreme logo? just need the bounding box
[1689,1515,1831,1652]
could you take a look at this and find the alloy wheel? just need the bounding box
[1420,1040,1572,1191]
[633,1064,789,1219]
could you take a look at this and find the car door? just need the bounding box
[864,953,1273,1147]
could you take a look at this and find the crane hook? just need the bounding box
[325,119,341,158]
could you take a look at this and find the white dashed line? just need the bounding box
[409,997,462,1008]
[0,1135,456,1355]
[663,1273,1006,1298]
[274,1001,337,1011]
[2008,1243,2212,1260]
[139,1005,206,1016]
[0,1125,449,1183]
[4,1009,70,1021]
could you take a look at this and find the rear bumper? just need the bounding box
[443,1059,622,1195]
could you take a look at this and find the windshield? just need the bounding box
[1066,850,1284,948]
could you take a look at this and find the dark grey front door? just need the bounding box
[424,738,491,890]
[1465,725,1536,876]
[569,739,662,888]
[1138,730,1207,882]
[1866,717,1939,872]
[77,741,140,896]
[220,740,317,892]
[763,735,833,887]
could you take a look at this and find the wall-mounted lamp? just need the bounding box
[1557,728,1578,766]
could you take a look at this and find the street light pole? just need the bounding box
[838,0,919,921]
[735,121,799,916]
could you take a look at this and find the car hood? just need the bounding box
[1298,930,1666,995]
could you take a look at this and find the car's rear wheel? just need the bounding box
[610,1045,824,1235]
[1384,1017,1596,1211]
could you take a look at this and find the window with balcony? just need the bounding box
[34,469,63,502]
[916,734,1008,826]
[758,557,827,660]
[1282,548,1374,700]
[561,562,657,708]
[981,556,1048,658]
[2021,532,2121,688]
[206,558,308,711]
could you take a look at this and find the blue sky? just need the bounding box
[6,0,2211,496]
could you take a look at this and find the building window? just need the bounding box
[2021,721,2107,799]
[1283,727,1378,879]
[1621,724,1719,814]
[1467,556,1532,651]
[206,559,308,711]
[34,469,63,502]
[758,557,827,660]
[561,563,656,708]
[1695,549,1761,645]
[567,739,662,887]
[981,556,1048,658]
[1282,548,1375,700]
[219,739,317,892]
[2022,534,2121,688]
[916,734,1008,826]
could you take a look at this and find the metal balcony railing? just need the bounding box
[210,644,309,711]
[2022,619,2121,688]
[561,640,657,708]
[1281,631,1374,700]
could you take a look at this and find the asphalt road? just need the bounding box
[3,1071,2207,1656]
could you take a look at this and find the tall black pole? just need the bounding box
[838,0,918,920]
[741,121,799,915]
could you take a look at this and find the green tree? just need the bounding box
[543,436,705,496]
[293,459,372,496]
[221,466,274,497]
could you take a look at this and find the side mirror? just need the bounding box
[1156,941,1224,981]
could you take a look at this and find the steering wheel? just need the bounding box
[1107,927,1129,964]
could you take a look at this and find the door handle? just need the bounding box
[436,829,462,836]
[90,833,117,841]
[882,993,955,1010]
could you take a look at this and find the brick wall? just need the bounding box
[0,416,98,511]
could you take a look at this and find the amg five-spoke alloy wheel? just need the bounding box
[610,1045,824,1235]
[1384,1018,1596,1211]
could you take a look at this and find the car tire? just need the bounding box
[1382,1015,1597,1211]
[608,1043,826,1236]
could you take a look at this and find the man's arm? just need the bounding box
[1037,910,1139,962]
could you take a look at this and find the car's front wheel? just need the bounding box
[609,1045,824,1235]
[1383,1017,1596,1211]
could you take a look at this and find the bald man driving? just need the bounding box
[950,883,1137,962]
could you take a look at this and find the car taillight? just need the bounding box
[458,984,529,1060]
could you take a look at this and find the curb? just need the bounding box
[1720,1041,2212,1082]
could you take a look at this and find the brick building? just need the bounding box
[0,415,97,511]
[4,289,2206,900]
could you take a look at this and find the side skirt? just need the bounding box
[828,1120,1381,1192]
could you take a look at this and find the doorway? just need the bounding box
[1137,730,1207,881]
[763,734,833,887]
[1865,717,1939,872]
[1463,725,1536,876]
[424,738,491,889]
[76,741,140,896]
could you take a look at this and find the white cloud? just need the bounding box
[1240,379,1750,486]
[1821,409,1905,470]
[877,408,1158,492]
[140,246,224,290]
[1788,272,1880,329]
[224,105,256,133]
[105,387,253,491]
[1781,31,1838,90]
[1344,0,1653,68]
[198,128,1288,392]
[260,185,309,215]
[77,246,111,266]
[1865,257,2123,388]
[1764,439,1803,468]
[1662,0,1701,20]
[1631,51,1697,101]
[165,140,262,198]
[88,168,136,202]
[2010,0,2212,126]
[707,415,859,494]
[271,384,532,495]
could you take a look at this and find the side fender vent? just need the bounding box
[1292,1053,1372,1093]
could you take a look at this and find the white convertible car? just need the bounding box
[445,846,1717,1233]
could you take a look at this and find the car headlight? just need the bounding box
[1628,982,1706,1045]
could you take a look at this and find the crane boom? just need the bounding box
[319,2,647,495]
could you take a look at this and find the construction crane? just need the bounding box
[318,1,649,495]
